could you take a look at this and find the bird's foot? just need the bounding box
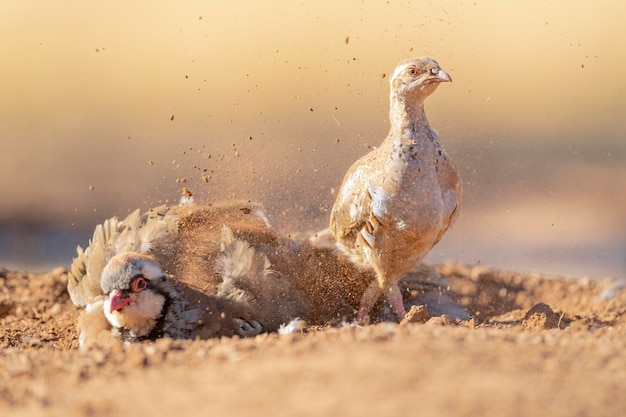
[357,282,407,324]
[386,283,407,321]
[355,307,372,326]
[356,280,384,325]
[234,318,264,337]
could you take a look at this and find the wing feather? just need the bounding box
[330,164,373,244]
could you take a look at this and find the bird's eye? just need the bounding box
[130,276,147,292]
[407,66,418,76]
[430,68,439,75]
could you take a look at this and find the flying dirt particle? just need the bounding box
[336,138,340,143]
[201,175,209,183]
[581,64,585,68]
[310,108,314,112]
[181,187,193,198]
[345,36,350,44]
[185,75,188,79]
[380,73,387,79]
[170,115,175,121]
[88,185,95,191]
[148,160,155,166]
[249,136,253,141]
[296,168,302,174]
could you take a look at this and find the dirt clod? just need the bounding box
[400,304,430,325]
[522,302,560,331]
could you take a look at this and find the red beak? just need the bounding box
[109,289,133,313]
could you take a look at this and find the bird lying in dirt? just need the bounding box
[68,200,295,347]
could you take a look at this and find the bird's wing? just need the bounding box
[432,150,463,246]
[215,225,267,303]
[330,163,374,243]
[67,205,178,307]
[214,225,307,330]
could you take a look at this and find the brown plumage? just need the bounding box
[329,56,462,322]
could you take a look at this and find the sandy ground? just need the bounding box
[1,263,625,417]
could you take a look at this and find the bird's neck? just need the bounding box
[388,92,430,139]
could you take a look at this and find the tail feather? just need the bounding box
[67,206,179,307]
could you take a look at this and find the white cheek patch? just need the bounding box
[103,291,166,338]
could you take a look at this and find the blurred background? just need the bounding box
[1,1,624,278]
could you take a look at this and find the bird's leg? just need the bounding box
[385,283,407,320]
[234,318,264,337]
[356,280,383,324]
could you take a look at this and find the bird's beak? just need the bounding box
[109,289,133,313]
[435,69,452,83]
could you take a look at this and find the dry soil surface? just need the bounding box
[1,263,625,417]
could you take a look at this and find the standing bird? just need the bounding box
[330,57,462,322]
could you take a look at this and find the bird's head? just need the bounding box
[100,252,168,339]
[390,56,451,100]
